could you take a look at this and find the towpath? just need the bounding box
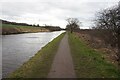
[48,33,76,78]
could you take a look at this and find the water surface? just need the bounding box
[2,31,64,78]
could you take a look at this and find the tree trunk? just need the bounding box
[71,27,73,33]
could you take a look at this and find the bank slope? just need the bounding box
[8,32,65,78]
[2,24,50,35]
[68,32,120,78]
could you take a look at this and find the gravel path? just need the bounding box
[48,33,76,78]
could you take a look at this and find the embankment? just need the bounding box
[1,24,50,35]
[7,32,65,78]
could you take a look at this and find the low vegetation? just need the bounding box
[8,32,65,78]
[76,30,119,66]
[68,32,120,78]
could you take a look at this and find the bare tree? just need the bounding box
[66,18,81,33]
[94,2,120,64]
[117,2,120,65]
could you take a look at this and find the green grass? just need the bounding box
[8,32,65,78]
[68,32,120,78]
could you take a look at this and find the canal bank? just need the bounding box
[1,24,50,35]
[7,32,65,78]
[2,31,65,78]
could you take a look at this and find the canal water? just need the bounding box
[2,31,64,78]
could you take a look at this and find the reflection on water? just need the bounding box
[2,31,64,78]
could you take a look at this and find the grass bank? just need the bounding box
[68,32,120,78]
[2,24,50,35]
[8,32,65,78]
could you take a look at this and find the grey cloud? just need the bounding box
[1,0,119,28]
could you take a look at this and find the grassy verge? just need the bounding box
[68,32,120,78]
[8,32,65,78]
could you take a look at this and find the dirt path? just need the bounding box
[48,33,76,78]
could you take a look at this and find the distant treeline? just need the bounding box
[43,26,62,31]
[0,19,33,26]
[1,19,64,31]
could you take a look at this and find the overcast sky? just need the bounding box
[0,0,119,29]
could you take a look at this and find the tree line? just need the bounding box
[1,19,33,26]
